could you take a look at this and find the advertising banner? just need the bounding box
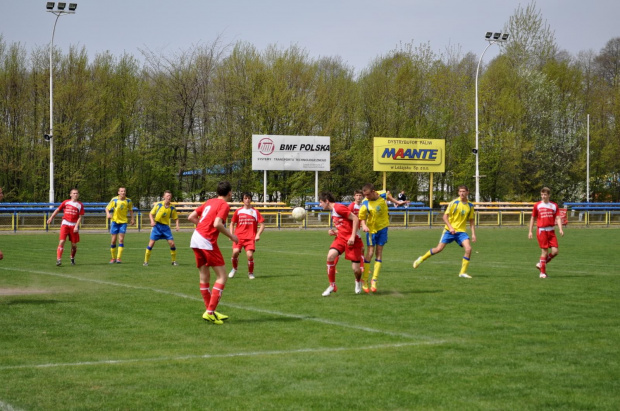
[373,137,445,173]
[252,135,330,171]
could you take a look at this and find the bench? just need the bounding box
[564,202,620,225]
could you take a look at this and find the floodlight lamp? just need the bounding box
[44,134,53,142]
[57,2,66,10]
[68,3,77,11]
[472,148,478,154]
[485,32,493,40]
[501,33,509,41]
[493,32,501,40]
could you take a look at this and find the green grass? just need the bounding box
[1,227,619,410]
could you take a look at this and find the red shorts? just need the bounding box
[330,236,363,262]
[232,238,256,252]
[537,229,558,249]
[192,244,225,268]
[59,224,80,243]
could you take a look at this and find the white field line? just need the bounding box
[0,267,432,340]
[0,340,446,371]
[0,400,24,411]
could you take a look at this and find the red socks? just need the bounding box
[200,282,211,309]
[207,283,225,313]
[327,260,336,285]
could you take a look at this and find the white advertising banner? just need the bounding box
[252,135,331,171]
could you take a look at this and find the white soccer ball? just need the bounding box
[291,207,307,221]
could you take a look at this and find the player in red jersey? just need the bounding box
[188,181,238,325]
[528,187,564,278]
[228,192,265,280]
[47,188,85,266]
[319,192,364,296]
[333,190,365,274]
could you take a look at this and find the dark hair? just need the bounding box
[362,183,375,192]
[354,189,363,195]
[319,192,335,203]
[163,190,172,195]
[541,187,551,194]
[458,185,469,191]
[217,181,232,197]
[242,192,253,200]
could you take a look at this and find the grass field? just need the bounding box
[1,226,619,410]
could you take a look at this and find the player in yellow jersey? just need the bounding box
[106,187,135,264]
[413,185,477,278]
[143,190,180,266]
[358,183,404,293]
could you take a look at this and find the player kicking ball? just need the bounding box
[528,187,564,278]
[319,192,364,296]
[412,185,476,278]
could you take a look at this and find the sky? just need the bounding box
[1,0,619,74]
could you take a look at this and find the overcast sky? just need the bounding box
[2,1,619,74]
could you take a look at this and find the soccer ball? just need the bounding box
[291,207,306,221]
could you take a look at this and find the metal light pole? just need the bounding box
[45,2,77,203]
[474,31,509,203]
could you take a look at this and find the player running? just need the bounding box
[412,185,476,278]
[47,188,85,266]
[528,187,564,278]
[105,187,135,264]
[358,183,403,293]
[319,192,364,296]
[188,181,238,325]
[228,192,265,280]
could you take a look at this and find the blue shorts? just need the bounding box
[366,227,388,247]
[150,223,174,241]
[110,221,127,235]
[440,230,469,247]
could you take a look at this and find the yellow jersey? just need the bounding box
[150,202,178,226]
[444,198,475,232]
[106,196,133,224]
[358,190,390,233]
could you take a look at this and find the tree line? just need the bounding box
[0,3,618,206]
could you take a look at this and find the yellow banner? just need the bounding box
[373,137,445,173]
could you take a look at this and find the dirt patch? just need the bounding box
[0,288,53,296]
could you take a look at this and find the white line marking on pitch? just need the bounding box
[0,340,447,371]
[0,400,25,411]
[0,267,429,340]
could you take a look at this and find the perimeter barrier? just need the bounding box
[1,201,619,232]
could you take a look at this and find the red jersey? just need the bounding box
[57,199,85,226]
[231,207,264,241]
[332,203,356,241]
[190,198,230,250]
[532,201,559,229]
[348,201,362,216]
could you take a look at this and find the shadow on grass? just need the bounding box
[4,299,66,305]
[226,316,305,324]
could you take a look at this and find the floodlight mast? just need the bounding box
[46,2,76,203]
[475,31,509,203]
